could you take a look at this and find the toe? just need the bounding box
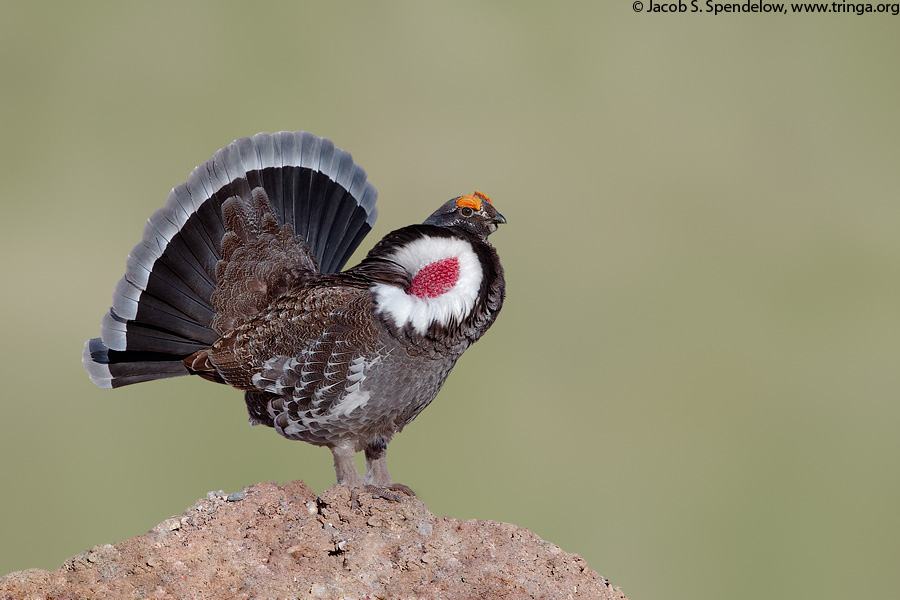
[386,483,416,497]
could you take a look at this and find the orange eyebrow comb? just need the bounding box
[456,191,492,211]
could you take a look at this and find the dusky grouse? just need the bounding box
[83,131,506,492]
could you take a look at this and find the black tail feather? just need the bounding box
[83,338,190,389]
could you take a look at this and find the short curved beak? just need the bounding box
[492,211,507,225]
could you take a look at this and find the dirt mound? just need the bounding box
[0,480,627,599]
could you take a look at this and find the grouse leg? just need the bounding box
[364,437,416,497]
[363,437,392,487]
[330,442,365,488]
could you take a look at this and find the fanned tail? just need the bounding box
[83,131,378,389]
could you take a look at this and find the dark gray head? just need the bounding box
[422,191,506,240]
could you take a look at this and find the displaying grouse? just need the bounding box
[83,131,506,492]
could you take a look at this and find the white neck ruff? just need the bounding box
[371,235,483,334]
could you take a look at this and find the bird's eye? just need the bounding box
[460,206,474,217]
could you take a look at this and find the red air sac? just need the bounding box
[408,257,460,298]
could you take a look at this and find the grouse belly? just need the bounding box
[262,340,459,449]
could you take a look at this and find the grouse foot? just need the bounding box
[350,484,416,510]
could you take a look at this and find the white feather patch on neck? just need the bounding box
[372,235,482,334]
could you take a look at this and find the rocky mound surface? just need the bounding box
[0,480,627,599]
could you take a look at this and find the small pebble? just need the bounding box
[417,521,433,537]
[226,491,246,502]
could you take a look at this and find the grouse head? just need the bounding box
[422,191,506,240]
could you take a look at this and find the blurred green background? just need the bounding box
[2,2,899,599]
